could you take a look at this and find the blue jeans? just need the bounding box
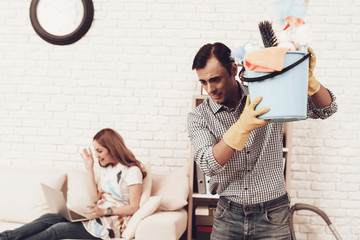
[211,194,291,240]
[0,213,101,240]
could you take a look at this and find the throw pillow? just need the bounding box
[139,161,152,207]
[66,167,97,212]
[151,165,189,211]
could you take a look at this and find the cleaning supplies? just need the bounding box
[243,51,310,122]
[237,0,312,122]
[274,0,311,51]
[258,21,279,48]
[243,47,290,72]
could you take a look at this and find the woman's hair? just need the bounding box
[192,42,235,76]
[93,128,147,179]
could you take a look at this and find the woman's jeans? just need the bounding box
[211,194,291,240]
[0,213,101,240]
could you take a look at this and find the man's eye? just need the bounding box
[210,78,220,83]
[200,81,206,85]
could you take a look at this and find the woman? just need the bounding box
[0,128,146,240]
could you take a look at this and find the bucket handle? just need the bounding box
[239,53,311,82]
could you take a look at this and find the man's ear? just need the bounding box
[231,63,238,77]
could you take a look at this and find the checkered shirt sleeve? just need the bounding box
[307,88,338,119]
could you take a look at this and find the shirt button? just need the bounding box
[245,188,248,190]
[247,151,250,154]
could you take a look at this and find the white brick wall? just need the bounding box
[0,0,359,239]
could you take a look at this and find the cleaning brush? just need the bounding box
[258,21,278,48]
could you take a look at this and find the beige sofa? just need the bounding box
[0,163,189,240]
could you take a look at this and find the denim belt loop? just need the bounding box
[260,202,265,214]
[227,198,231,209]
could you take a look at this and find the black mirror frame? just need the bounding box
[29,0,94,45]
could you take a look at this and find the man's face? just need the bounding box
[196,56,237,105]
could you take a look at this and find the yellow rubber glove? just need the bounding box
[223,95,270,151]
[307,47,321,96]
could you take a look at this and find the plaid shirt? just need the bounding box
[187,83,337,204]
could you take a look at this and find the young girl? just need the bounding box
[0,128,146,240]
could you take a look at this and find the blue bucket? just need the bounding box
[242,51,310,123]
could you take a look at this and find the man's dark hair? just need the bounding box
[192,42,235,76]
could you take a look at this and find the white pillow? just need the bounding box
[0,167,66,223]
[151,166,189,211]
[122,196,161,240]
[139,161,152,207]
[66,167,97,212]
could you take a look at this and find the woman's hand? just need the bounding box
[81,148,95,171]
[85,205,106,218]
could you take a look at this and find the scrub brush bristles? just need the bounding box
[258,21,279,48]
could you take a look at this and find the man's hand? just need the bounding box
[223,95,270,150]
[308,47,321,96]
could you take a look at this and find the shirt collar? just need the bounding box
[208,81,248,114]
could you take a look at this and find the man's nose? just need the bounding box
[207,83,215,93]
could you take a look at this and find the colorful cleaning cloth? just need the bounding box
[244,47,290,72]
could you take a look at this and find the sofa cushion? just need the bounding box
[122,196,161,240]
[134,209,188,240]
[0,167,66,223]
[151,166,189,211]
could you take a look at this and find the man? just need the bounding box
[187,42,337,239]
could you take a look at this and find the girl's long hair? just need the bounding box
[93,128,146,179]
